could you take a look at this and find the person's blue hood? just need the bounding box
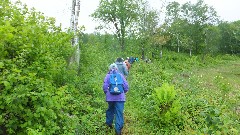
[108,63,118,74]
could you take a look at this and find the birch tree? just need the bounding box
[70,0,80,67]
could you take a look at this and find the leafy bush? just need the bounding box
[201,106,223,134]
[152,83,181,126]
[0,1,80,134]
[140,82,182,132]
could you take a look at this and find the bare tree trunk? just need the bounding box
[70,0,80,67]
[70,0,75,30]
[113,22,122,50]
[177,35,180,53]
[141,45,145,60]
[160,50,162,58]
[121,28,125,51]
[195,43,198,54]
[160,44,163,58]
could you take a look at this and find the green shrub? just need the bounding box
[152,83,181,126]
[0,1,79,134]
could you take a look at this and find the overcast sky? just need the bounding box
[10,0,240,33]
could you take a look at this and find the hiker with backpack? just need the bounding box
[128,56,135,64]
[103,63,129,135]
[135,57,139,62]
[124,58,131,72]
[115,57,128,78]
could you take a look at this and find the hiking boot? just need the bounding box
[115,130,122,135]
[106,124,113,129]
[116,132,122,135]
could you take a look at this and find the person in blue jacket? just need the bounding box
[115,57,128,78]
[103,63,129,135]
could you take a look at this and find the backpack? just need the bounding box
[129,57,135,64]
[124,60,131,70]
[109,73,124,95]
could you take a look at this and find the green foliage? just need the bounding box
[173,56,240,134]
[62,40,240,135]
[81,12,240,135]
[218,21,240,54]
[214,75,232,93]
[164,0,220,55]
[0,1,80,134]
[1,0,240,134]
[202,107,223,134]
[91,0,140,50]
[152,83,181,125]
[77,35,115,134]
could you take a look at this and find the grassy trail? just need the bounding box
[122,74,146,135]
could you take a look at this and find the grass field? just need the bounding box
[120,58,240,135]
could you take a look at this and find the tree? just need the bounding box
[203,25,221,55]
[164,0,219,55]
[70,0,80,68]
[91,0,139,51]
[218,21,240,54]
[183,0,219,54]
[148,26,170,59]
[133,1,160,59]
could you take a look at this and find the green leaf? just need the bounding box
[2,81,11,90]
[12,68,21,73]
[0,62,4,68]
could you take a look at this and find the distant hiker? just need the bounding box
[103,63,129,135]
[135,57,139,62]
[128,56,135,64]
[124,59,131,72]
[115,57,128,78]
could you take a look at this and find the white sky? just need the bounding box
[10,0,240,33]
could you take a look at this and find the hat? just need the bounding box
[109,63,118,70]
[116,57,123,62]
